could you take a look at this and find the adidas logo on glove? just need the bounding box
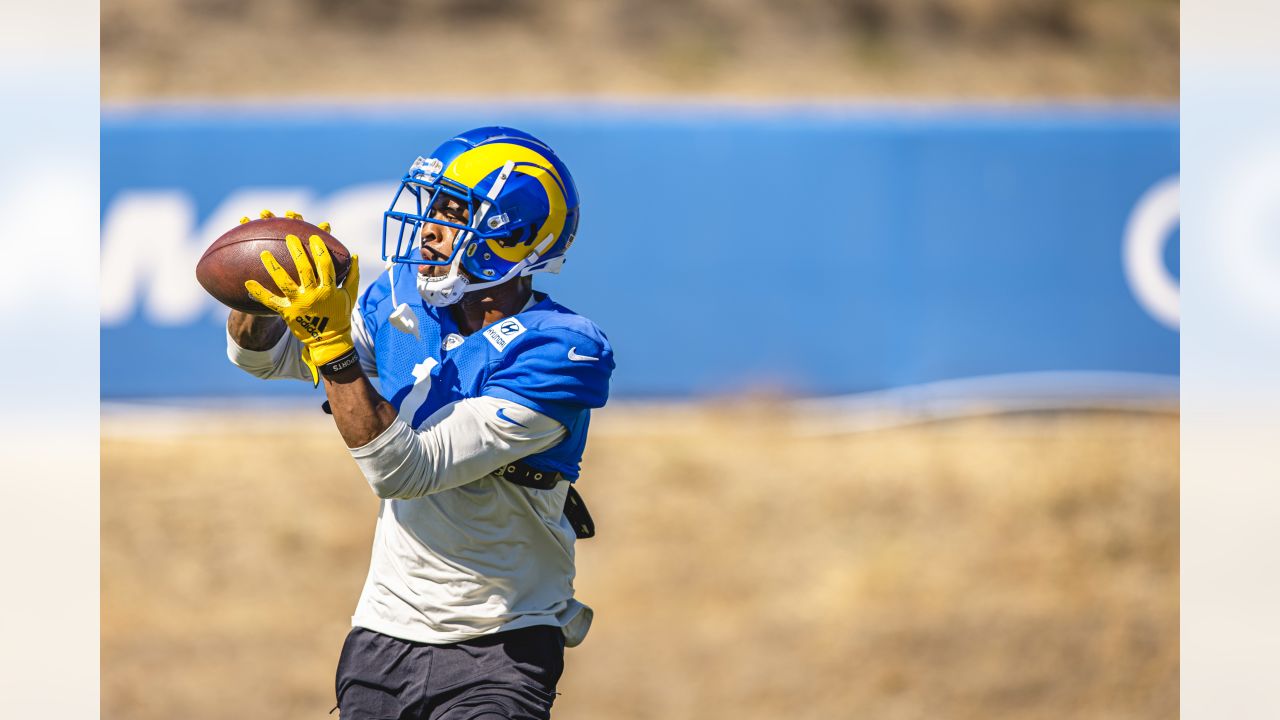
[296,314,331,338]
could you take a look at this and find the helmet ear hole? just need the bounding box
[497,226,533,248]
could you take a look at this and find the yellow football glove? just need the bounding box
[239,208,332,234]
[245,232,360,386]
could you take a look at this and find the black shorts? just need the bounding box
[334,625,565,720]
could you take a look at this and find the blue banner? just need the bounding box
[102,102,1179,399]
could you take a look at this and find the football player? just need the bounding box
[225,127,614,720]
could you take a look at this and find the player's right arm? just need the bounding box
[226,311,306,380]
[227,311,286,350]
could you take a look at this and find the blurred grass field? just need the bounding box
[102,405,1177,719]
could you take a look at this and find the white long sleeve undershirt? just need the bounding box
[350,397,566,499]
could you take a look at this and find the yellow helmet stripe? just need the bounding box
[444,143,566,263]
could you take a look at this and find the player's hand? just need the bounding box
[239,208,333,234]
[245,233,361,386]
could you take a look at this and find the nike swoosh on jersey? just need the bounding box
[495,407,529,428]
[567,347,599,362]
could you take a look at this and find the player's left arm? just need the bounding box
[320,364,399,448]
[345,396,566,499]
[332,325,612,499]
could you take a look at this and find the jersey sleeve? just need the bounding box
[482,328,615,427]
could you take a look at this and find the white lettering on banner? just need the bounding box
[100,183,392,327]
[322,183,395,257]
[1123,176,1180,330]
[100,192,203,326]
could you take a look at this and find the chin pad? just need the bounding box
[417,271,468,307]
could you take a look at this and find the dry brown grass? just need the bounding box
[102,405,1177,719]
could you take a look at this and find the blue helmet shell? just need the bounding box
[383,126,580,284]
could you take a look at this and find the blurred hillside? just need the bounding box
[102,0,1178,100]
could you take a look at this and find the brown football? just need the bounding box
[196,216,353,315]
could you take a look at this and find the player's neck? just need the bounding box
[450,278,534,335]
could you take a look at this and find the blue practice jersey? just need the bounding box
[356,270,614,481]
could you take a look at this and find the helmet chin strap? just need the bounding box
[463,233,557,290]
[415,232,555,308]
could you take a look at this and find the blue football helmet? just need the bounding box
[383,126,580,307]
